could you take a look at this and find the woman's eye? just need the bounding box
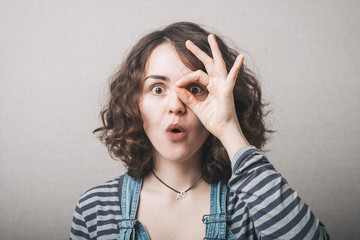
[187,85,204,95]
[151,85,165,95]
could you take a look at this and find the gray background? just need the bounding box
[1,0,359,239]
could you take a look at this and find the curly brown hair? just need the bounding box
[94,22,272,183]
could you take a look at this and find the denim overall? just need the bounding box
[117,174,236,240]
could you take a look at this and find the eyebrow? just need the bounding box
[143,75,170,82]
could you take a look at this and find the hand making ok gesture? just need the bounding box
[175,34,249,159]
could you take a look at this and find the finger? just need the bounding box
[185,40,214,68]
[208,34,225,67]
[174,86,201,114]
[227,54,244,88]
[175,70,209,88]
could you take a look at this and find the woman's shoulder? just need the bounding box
[71,175,126,239]
[76,174,126,210]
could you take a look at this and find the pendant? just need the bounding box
[176,191,187,200]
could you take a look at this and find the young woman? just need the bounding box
[70,22,329,239]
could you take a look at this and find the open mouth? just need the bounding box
[166,124,185,133]
[171,129,181,133]
[166,124,186,140]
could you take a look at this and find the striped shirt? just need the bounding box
[70,146,329,239]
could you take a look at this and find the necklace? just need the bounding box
[151,171,202,200]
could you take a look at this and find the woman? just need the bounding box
[70,22,329,239]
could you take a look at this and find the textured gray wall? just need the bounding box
[1,1,359,239]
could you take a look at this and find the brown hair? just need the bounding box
[94,22,272,183]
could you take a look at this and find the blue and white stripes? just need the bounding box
[227,146,329,239]
[70,179,124,239]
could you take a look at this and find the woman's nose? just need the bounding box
[168,92,186,115]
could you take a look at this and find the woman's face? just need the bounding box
[139,43,210,163]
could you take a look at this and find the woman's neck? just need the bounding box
[150,149,203,192]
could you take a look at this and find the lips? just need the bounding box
[166,123,186,140]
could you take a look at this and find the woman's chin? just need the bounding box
[154,148,203,164]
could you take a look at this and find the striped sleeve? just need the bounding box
[227,146,330,239]
[70,176,124,240]
[70,204,91,239]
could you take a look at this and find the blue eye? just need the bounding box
[151,85,165,95]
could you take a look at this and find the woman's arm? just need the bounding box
[228,146,329,239]
[70,203,91,239]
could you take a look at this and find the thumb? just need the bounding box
[174,87,201,114]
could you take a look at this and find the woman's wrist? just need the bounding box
[217,122,250,161]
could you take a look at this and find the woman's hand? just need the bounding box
[175,34,249,159]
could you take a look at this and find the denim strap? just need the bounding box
[203,181,229,239]
[117,174,144,240]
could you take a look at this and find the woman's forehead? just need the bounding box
[144,43,191,78]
